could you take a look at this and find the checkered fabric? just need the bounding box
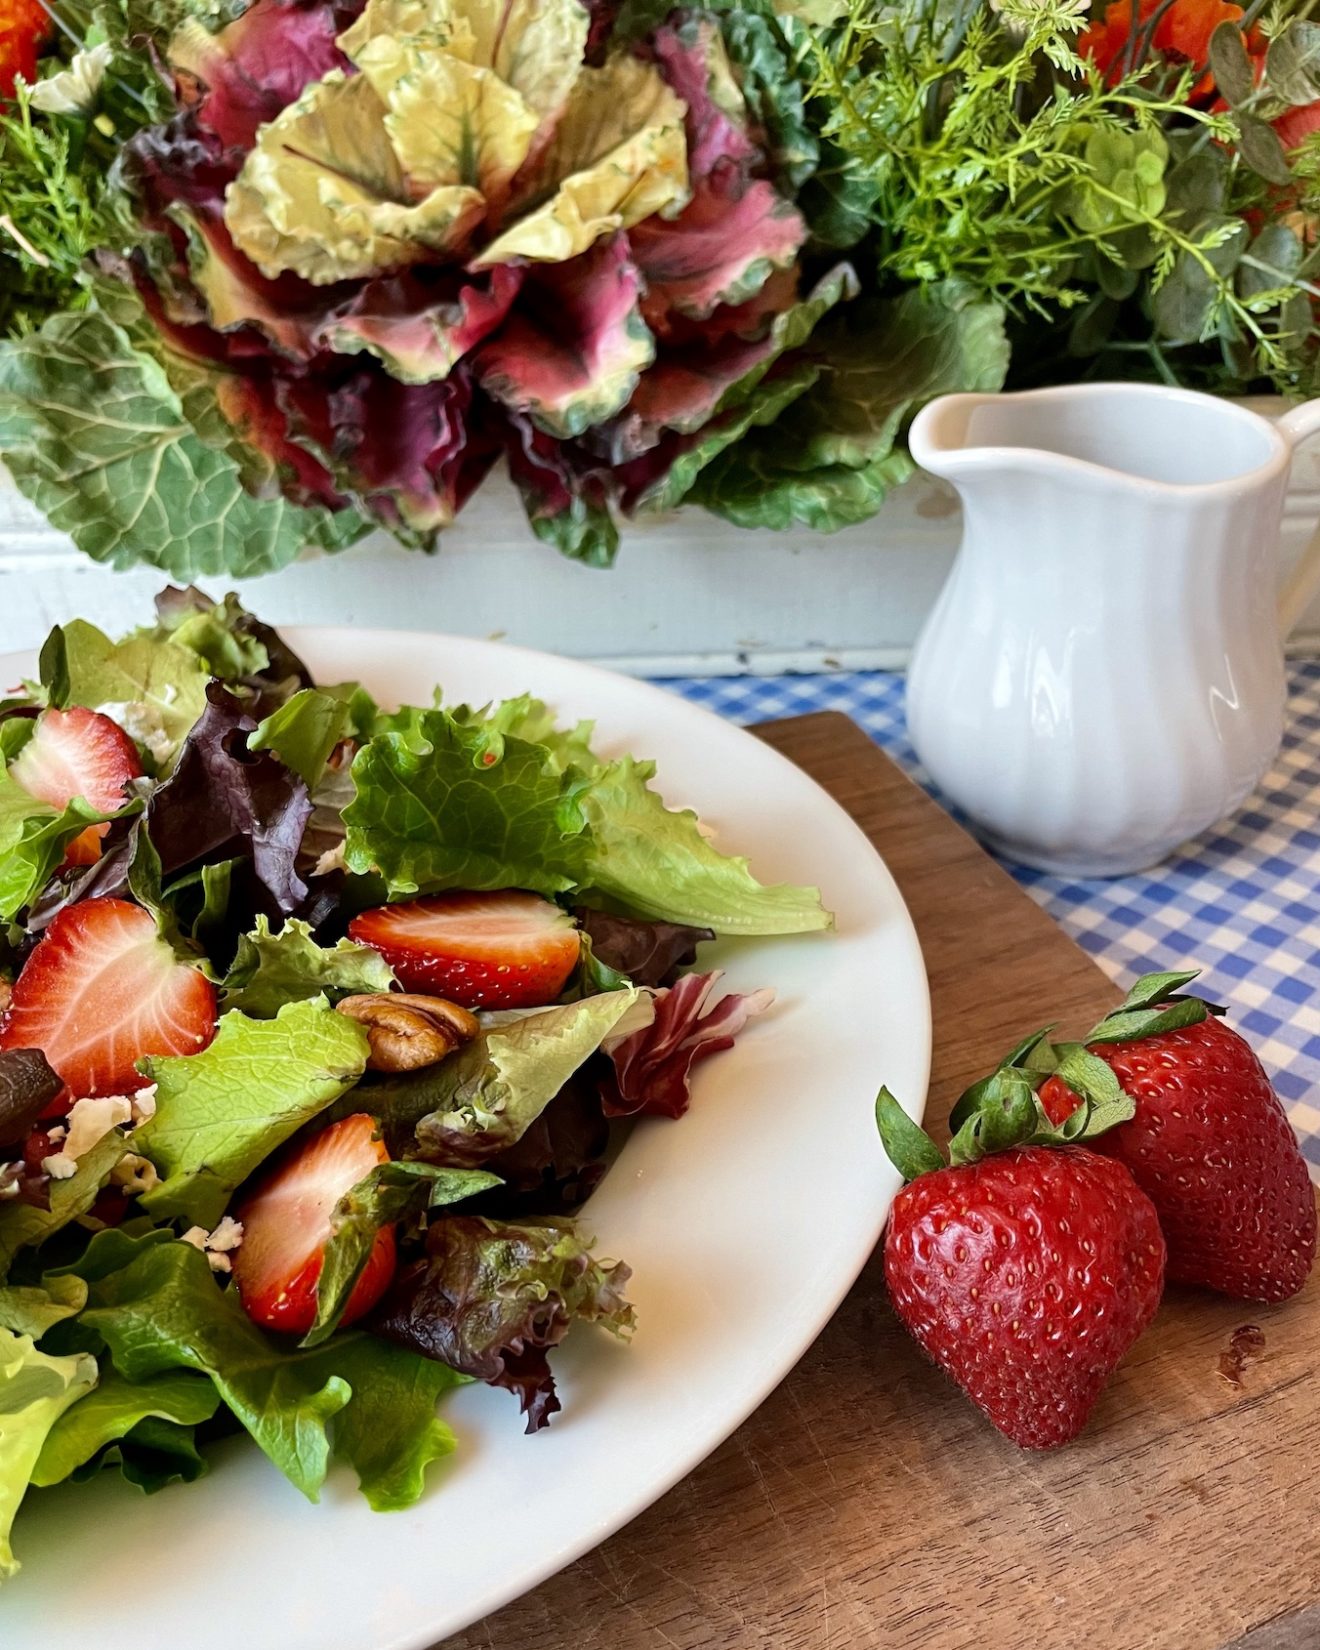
[661,662,1320,1171]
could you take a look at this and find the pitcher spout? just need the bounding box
[908,393,1003,484]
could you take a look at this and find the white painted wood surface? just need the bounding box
[4,398,1320,669]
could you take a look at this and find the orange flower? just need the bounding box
[1079,0,1246,96]
[0,0,49,101]
[1275,98,1320,152]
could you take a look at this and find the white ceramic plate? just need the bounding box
[2,628,930,1650]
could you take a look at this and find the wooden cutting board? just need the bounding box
[440,711,1320,1650]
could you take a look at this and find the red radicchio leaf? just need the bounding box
[575,908,713,987]
[32,683,314,933]
[477,1075,611,1215]
[372,1215,634,1432]
[172,0,352,149]
[600,970,774,1119]
[0,1049,64,1151]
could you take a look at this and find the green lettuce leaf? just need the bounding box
[136,999,370,1227]
[0,767,124,922]
[689,283,1008,531]
[249,690,352,789]
[0,1328,98,1582]
[145,590,271,681]
[0,1132,129,1282]
[435,698,827,934]
[0,1276,88,1339]
[305,1161,499,1348]
[312,1332,459,1512]
[30,1365,220,1488]
[375,1215,632,1430]
[368,992,639,1163]
[220,917,396,1018]
[343,708,593,898]
[579,756,829,933]
[40,616,211,761]
[82,1240,459,1506]
[73,1413,211,1493]
[0,309,364,578]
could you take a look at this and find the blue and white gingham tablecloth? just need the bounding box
[662,663,1320,1172]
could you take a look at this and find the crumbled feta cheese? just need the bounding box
[131,1085,158,1125]
[62,1095,133,1162]
[110,1152,160,1196]
[313,841,348,877]
[41,1153,78,1180]
[45,1125,67,1144]
[94,700,174,765]
[180,1216,245,1272]
[207,1215,244,1253]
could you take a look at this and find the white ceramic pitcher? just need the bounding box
[906,382,1320,876]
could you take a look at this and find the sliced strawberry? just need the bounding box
[9,706,143,867]
[0,898,217,1099]
[232,1113,395,1335]
[348,891,581,1009]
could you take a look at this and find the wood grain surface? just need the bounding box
[440,711,1320,1650]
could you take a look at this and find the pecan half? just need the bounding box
[336,993,479,1073]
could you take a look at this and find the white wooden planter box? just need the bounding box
[4,397,1319,670]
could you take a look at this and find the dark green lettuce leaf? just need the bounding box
[373,1215,634,1431]
[81,1239,460,1507]
[70,1413,212,1493]
[30,1365,220,1488]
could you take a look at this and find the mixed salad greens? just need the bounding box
[0,589,828,1584]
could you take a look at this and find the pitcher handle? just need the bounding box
[1275,398,1320,638]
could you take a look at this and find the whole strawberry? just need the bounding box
[1038,971,1316,1304]
[877,1087,1165,1448]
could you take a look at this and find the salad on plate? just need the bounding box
[0,590,829,1585]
